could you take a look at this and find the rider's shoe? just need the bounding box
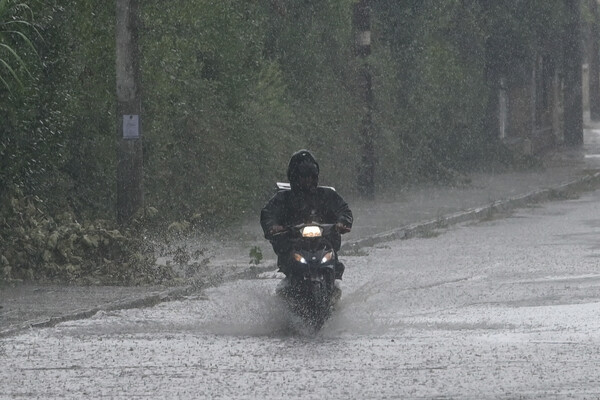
[335,261,345,280]
[331,282,342,304]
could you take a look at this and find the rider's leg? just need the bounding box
[335,260,345,280]
[277,252,293,277]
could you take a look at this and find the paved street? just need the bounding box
[2,189,600,399]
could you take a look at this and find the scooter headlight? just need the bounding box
[301,226,322,238]
[293,253,307,264]
[321,251,333,264]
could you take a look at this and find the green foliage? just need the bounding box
[0,0,39,91]
[0,186,173,285]
[140,0,361,225]
[479,0,567,78]
[372,0,569,183]
[262,0,361,193]
[0,2,116,217]
[372,0,490,183]
[249,246,263,265]
[0,0,585,283]
[37,2,116,217]
[141,0,297,226]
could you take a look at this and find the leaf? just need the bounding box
[0,54,23,88]
[249,246,263,265]
[0,71,11,91]
[0,41,31,71]
[0,1,40,90]
[0,0,8,17]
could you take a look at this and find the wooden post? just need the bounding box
[116,0,143,224]
[354,0,375,198]
[564,0,584,146]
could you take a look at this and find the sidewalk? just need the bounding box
[2,127,600,338]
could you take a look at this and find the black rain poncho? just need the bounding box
[260,186,353,255]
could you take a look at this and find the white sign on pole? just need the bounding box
[123,114,140,139]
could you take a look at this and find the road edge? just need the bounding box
[3,171,600,338]
[341,171,600,251]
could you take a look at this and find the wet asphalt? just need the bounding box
[2,122,600,338]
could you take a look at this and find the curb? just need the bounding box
[0,286,195,338]
[4,171,600,338]
[0,266,275,338]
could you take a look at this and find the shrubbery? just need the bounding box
[0,186,173,285]
[0,1,578,283]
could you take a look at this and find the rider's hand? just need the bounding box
[335,222,351,234]
[269,225,286,235]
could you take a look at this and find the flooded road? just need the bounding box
[3,191,600,399]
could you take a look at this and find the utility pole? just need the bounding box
[563,0,584,146]
[354,0,375,198]
[116,0,143,224]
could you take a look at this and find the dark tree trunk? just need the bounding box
[563,0,584,146]
[589,0,600,121]
[354,0,375,198]
[116,0,144,224]
[483,60,501,141]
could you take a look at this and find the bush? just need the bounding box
[0,187,173,285]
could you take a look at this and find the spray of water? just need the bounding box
[189,273,406,338]
[52,266,408,339]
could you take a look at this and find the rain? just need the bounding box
[2,1,600,398]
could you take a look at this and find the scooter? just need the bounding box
[275,223,341,331]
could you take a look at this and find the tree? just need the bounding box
[588,0,600,121]
[354,0,375,198]
[564,0,584,145]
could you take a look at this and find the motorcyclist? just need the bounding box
[260,150,353,279]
